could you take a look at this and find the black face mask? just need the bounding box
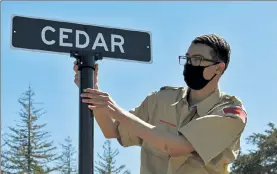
[183,63,217,90]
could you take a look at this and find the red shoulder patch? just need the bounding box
[223,107,247,123]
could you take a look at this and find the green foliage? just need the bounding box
[1,86,132,174]
[58,136,77,174]
[2,86,60,174]
[95,140,131,174]
[230,123,277,174]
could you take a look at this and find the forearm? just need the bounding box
[93,111,119,138]
[120,112,194,156]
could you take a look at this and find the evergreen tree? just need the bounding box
[1,138,8,173]
[58,136,77,174]
[95,140,131,174]
[231,122,277,174]
[2,86,59,173]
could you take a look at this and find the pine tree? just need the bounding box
[2,86,59,173]
[95,140,131,174]
[1,138,8,173]
[58,136,77,174]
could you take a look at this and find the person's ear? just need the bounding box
[216,62,225,74]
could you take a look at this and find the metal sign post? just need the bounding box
[70,51,102,174]
[11,15,152,174]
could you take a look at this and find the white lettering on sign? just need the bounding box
[40,26,125,54]
[76,30,89,49]
[111,34,125,53]
[59,28,73,47]
[41,26,56,45]
[92,33,108,51]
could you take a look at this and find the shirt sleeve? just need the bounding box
[178,105,247,165]
[116,92,157,147]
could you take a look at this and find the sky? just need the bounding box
[1,1,277,173]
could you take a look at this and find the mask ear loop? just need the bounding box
[204,62,221,81]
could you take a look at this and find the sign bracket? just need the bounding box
[70,50,103,174]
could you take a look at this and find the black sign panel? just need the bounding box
[12,16,152,62]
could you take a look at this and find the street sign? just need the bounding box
[11,15,153,174]
[11,15,152,63]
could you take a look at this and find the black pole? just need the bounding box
[70,51,102,174]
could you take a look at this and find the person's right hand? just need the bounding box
[73,61,99,89]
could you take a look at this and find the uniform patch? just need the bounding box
[223,107,247,123]
[160,120,176,127]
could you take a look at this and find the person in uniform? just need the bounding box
[73,34,247,174]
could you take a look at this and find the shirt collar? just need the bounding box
[181,88,221,117]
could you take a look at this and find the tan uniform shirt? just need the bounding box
[116,86,247,174]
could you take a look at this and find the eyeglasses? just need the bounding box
[178,55,220,66]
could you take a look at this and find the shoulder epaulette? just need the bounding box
[160,86,183,91]
[229,96,243,105]
[220,94,243,105]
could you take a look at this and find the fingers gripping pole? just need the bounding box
[70,51,102,174]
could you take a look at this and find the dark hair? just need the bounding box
[192,34,231,72]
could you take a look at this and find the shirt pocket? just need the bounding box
[142,112,176,157]
[141,122,178,158]
[144,101,179,157]
[154,105,179,135]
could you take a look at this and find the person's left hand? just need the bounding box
[81,88,126,121]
